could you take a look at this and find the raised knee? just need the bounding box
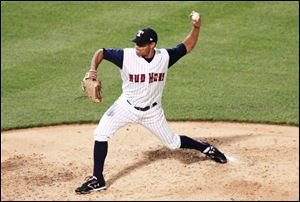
[94,130,110,142]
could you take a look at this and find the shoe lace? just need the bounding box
[203,146,218,159]
[82,176,97,185]
[208,147,216,154]
[84,176,93,181]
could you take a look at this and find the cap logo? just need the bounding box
[137,30,144,37]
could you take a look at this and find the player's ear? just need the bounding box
[150,42,156,49]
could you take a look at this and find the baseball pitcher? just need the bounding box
[76,11,227,194]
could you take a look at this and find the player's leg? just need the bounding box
[93,102,136,180]
[141,107,181,149]
[143,107,227,163]
[180,135,227,163]
[93,102,137,142]
[75,102,136,194]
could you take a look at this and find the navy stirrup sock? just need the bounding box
[93,141,108,182]
[180,135,210,152]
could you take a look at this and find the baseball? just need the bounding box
[191,11,200,21]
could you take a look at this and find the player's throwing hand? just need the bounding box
[190,11,201,28]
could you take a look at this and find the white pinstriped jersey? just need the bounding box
[121,48,169,108]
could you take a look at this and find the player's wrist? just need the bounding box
[194,26,200,29]
[89,69,97,73]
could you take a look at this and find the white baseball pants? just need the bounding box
[94,96,181,149]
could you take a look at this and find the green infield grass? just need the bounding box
[1,1,299,130]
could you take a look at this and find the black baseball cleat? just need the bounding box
[203,145,227,164]
[75,176,106,194]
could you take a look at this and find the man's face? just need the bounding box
[135,42,156,57]
[135,43,151,57]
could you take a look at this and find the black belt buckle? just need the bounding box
[127,100,157,112]
[135,106,149,111]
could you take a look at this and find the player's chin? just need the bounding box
[135,50,142,57]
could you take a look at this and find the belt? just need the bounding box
[127,100,157,111]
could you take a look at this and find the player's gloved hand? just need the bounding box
[86,69,97,80]
[81,70,102,103]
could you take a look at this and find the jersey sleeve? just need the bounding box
[166,43,187,68]
[103,48,124,69]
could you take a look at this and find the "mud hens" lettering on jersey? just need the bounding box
[120,48,168,107]
[128,72,165,83]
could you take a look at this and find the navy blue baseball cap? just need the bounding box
[131,27,158,46]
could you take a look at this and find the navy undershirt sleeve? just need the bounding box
[103,48,124,69]
[166,43,187,68]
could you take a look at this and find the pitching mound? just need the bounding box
[1,122,299,200]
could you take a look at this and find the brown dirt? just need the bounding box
[1,122,299,201]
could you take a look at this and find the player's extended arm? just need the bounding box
[88,49,104,79]
[182,11,202,53]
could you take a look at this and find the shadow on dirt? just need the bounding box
[107,134,260,186]
[106,148,206,187]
